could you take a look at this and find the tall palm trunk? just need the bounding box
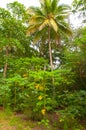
[3,46,9,78]
[48,26,55,98]
[48,26,53,71]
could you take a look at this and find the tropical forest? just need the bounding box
[0,0,86,129]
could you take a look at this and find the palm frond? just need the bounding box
[50,18,58,32]
[55,13,69,20]
[39,0,45,7]
[26,6,36,14]
[44,0,52,14]
[57,4,71,13]
[26,24,41,35]
[29,15,44,25]
[27,6,44,16]
[39,19,49,31]
[57,21,72,37]
[51,0,58,13]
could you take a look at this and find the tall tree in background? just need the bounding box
[0,2,28,78]
[27,0,72,71]
[0,8,12,78]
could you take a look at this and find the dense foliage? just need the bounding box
[0,0,86,129]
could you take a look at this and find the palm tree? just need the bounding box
[27,0,72,71]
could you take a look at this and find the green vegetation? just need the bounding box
[0,0,86,129]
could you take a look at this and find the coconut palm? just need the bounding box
[27,0,72,71]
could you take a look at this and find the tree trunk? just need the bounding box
[3,62,8,78]
[3,46,9,78]
[48,26,55,99]
[48,26,53,71]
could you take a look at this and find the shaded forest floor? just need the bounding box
[0,108,85,130]
[0,108,55,130]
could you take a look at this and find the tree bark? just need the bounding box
[48,26,53,71]
[48,26,55,99]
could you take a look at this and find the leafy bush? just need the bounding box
[56,90,86,118]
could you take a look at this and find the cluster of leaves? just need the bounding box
[57,90,86,118]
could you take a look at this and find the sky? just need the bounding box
[0,0,82,27]
[0,0,73,8]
